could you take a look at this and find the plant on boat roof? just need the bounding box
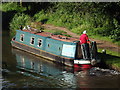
[52,30,71,37]
[30,22,44,31]
[53,31,63,35]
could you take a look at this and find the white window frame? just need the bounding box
[20,34,24,42]
[30,37,35,45]
[37,39,42,47]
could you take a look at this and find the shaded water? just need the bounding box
[2,31,120,89]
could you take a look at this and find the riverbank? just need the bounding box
[42,24,120,71]
[98,49,120,71]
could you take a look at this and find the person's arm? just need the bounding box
[86,35,89,41]
[86,35,91,43]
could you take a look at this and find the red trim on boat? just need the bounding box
[74,64,92,69]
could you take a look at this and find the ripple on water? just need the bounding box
[89,67,120,76]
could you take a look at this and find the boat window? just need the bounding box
[48,44,50,47]
[12,36,16,41]
[20,34,24,42]
[37,39,42,47]
[59,47,61,51]
[30,37,35,45]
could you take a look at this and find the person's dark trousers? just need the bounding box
[90,41,97,59]
[81,43,90,60]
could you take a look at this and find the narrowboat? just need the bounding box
[11,29,100,68]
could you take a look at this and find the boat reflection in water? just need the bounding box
[11,48,120,88]
[11,48,77,88]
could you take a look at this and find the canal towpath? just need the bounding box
[42,24,120,53]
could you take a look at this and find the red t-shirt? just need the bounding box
[80,34,89,44]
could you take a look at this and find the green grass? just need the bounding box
[98,48,120,57]
[105,56,120,68]
[98,48,120,68]
[89,34,120,46]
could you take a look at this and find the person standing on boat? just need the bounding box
[80,30,90,60]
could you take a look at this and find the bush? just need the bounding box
[110,19,120,41]
[93,27,111,36]
[1,2,26,12]
[110,28,120,41]
[34,10,48,23]
[71,24,93,35]
[10,13,32,37]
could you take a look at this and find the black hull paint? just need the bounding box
[11,41,74,67]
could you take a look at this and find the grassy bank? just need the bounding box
[98,48,120,70]
[89,34,120,46]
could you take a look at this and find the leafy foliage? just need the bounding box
[10,13,32,37]
[41,2,120,41]
[8,2,120,41]
[1,2,26,12]
[34,10,48,23]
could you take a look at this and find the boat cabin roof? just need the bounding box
[22,30,79,42]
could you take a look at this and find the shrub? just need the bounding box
[110,19,120,41]
[71,24,93,35]
[1,2,26,12]
[10,13,32,37]
[110,27,120,41]
[34,10,48,23]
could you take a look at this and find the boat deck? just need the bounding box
[22,30,79,42]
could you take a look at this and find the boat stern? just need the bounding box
[74,59,92,71]
[74,58,100,71]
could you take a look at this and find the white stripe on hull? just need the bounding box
[74,60,91,64]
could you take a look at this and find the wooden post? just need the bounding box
[20,0,22,6]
